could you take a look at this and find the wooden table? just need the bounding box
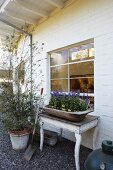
[39,113,99,170]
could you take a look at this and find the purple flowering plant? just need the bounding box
[49,91,90,112]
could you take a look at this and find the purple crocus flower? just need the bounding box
[82,93,86,99]
[52,91,58,97]
[77,90,80,96]
[86,93,89,103]
[68,91,72,97]
[50,91,56,97]
[58,91,62,95]
[68,91,75,97]
[86,93,89,100]
[74,90,80,97]
[50,91,54,95]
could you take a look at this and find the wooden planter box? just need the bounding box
[43,106,93,122]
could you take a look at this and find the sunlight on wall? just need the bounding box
[0,48,11,70]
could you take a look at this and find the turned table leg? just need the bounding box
[58,128,63,141]
[93,125,99,150]
[40,123,44,151]
[75,133,82,170]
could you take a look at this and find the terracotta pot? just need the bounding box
[43,106,93,122]
[9,130,29,150]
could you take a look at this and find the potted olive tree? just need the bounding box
[0,84,38,150]
[0,40,44,150]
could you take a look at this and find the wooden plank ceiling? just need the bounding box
[0,0,68,48]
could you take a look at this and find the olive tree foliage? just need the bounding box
[0,35,46,131]
[14,36,46,95]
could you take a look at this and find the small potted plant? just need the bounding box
[43,91,93,122]
[0,83,38,150]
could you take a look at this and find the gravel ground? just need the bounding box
[0,121,92,170]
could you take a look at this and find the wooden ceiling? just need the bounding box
[0,0,68,48]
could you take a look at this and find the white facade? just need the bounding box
[17,0,113,149]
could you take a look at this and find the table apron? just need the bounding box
[40,117,98,134]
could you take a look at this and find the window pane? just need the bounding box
[89,48,94,58]
[69,61,94,93]
[70,78,94,93]
[51,65,68,79]
[50,41,94,94]
[69,43,94,62]
[69,61,94,78]
[51,79,68,91]
[50,50,68,66]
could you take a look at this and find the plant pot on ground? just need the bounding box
[0,84,39,150]
[9,130,30,150]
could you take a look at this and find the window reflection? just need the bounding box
[50,41,94,94]
[89,48,94,58]
[69,61,94,77]
[50,50,68,66]
[70,78,94,93]
[51,79,68,91]
[51,65,68,79]
[69,43,94,62]
[69,61,94,93]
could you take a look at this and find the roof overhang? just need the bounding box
[0,0,69,49]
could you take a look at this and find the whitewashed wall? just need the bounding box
[17,0,113,149]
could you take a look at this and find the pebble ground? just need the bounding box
[0,121,92,170]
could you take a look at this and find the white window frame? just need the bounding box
[49,39,94,97]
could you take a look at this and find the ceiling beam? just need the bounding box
[0,32,9,37]
[0,0,11,13]
[0,17,30,36]
[4,10,37,24]
[15,0,49,18]
[0,13,26,27]
[0,35,7,39]
[0,27,19,35]
[0,37,7,44]
[45,0,64,8]
[0,42,5,46]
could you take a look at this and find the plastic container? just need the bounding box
[84,140,113,170]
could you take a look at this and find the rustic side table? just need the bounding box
[40,114,99,170]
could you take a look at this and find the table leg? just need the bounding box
[75,133,82,170]
[58,128,63,141]
[40,123,44,151]
[93,125,99,150]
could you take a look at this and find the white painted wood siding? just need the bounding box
[17,0,113,149]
